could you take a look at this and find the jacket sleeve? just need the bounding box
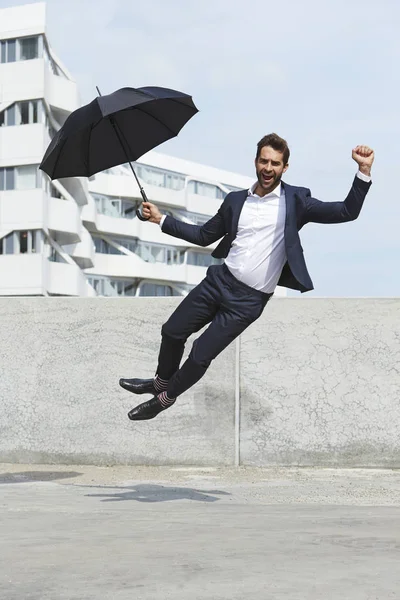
[304,175,372,224]
[161,201,227,247]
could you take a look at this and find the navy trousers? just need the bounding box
[156,263,273,398]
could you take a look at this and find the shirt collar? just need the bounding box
[248,181,282,199]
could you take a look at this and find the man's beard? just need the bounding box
[257,171,281,192]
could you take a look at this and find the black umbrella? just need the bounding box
[39,86,198,220]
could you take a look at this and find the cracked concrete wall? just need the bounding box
[0,298,399,467]
[240,298,400,467]
[0,298,236,466]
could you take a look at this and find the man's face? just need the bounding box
[254,146,288,195]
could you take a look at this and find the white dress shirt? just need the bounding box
[160,171,371,294]
[225,182,287,293]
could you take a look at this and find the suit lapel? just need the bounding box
[230,190,248,236]
[281,181,297,245]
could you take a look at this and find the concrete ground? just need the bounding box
[0,464,399,600]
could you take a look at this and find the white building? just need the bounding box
[0,2,286,298]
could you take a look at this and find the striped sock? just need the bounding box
[157,391,176,408]
[153,375,169,393]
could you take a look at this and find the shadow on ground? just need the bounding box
[84,483,231,503]
[0,471,82,484]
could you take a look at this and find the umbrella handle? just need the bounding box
[136,206,151,221]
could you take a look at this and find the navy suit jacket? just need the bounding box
[161,175,372,293]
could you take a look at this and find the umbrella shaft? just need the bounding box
[127,160,148,203]
[109,116,148,203]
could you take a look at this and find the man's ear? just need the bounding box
[283,163,289,173]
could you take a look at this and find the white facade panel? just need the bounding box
[0,254,45,295]
[0,2,46,40]
[0,189,45,230]
[0,123,46,166]
[0,59,45,104]
[47,198,81,242]
[44,69,79,114]
[47,262,88,296]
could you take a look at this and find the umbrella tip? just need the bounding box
[96,86,102,96]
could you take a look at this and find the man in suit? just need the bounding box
[120,133,374,420]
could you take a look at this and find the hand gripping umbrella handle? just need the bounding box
[136,188,151,221]
[136,209,149,221]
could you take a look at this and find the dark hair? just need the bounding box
[256,133,290,164]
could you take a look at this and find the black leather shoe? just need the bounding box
[128,397,172,421]
[119,377,156,396]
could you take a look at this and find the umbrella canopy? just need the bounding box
[39,86,198,180]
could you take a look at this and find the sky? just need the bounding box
[1,0,399,296]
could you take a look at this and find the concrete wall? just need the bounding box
[240,299,400,468]
[0,298,399,467]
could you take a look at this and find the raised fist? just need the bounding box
[352,145,374,174]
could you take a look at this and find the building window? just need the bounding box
[19,37,39,61]
[0,39,16,63]
[118,239,137,253]
[92,193,137,219]
[0,230,42,255]
[134,163,186,191]
[50,183,63,199]
[187,251,222,267]
[87,277,137,297]
[0,36,41,63]
[0,165,41,190]
[0,232,14,254]
[136,241,185,265]
[188,180,226,200]
[0,100,42,127]
[139,283,180,297]
[42,39,67,78]
[19,100,40,124]
[223,184,242,192]
[19,231,28,254]
[49,247,66,263]
[16,165,40,189]
[0,104,16,127]
[93,237,123,255]
[0,167,15,190]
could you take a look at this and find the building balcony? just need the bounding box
[89,212,219,251]
[0,189,45,230]
[47,197,81,244]
[89,174,230,215]
[0,123,47,166]
[0,253,91,296]
[46,261,90,296]
[0,59,45,105]
[57,177,89,207]
[90,174,188,210]
[44,68,79,117]
[0,190,81,243]
[85,253,190,283]
[63,226,95,269]
[0,253,45,295]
